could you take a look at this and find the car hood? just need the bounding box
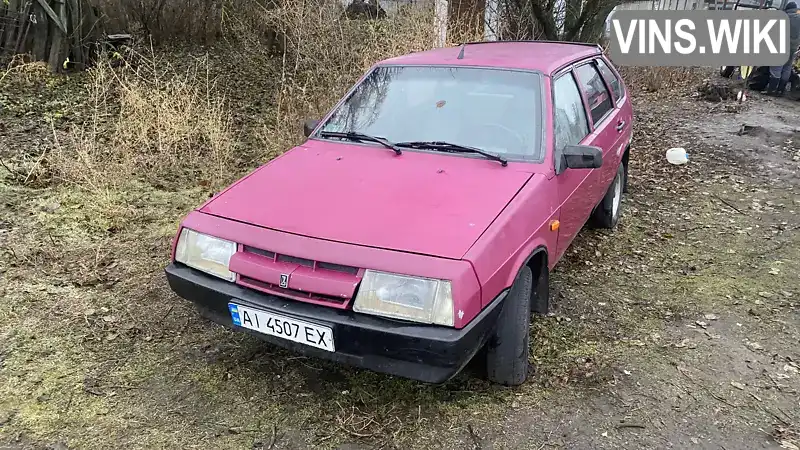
[200,141,534,259]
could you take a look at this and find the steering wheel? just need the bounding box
[472,122,527,151]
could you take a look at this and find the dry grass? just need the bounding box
[47,50,235,193]
[616,66,706,94]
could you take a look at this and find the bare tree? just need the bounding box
[498,0,630,42]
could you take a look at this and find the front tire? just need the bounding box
[590,163,625,229]
[486,266,533,386]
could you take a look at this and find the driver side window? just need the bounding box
[553,72,590,154]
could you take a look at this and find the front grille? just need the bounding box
[317,261,358,275]
[240,276,348,306]
[244,246,275,259]
[242,246,359,275]
[237,245,361,308]
[277,254,314,267]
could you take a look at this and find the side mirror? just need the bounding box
[556,144,603,174]
[303,119,320,138]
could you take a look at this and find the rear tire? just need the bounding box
[590,164,625,229]
[486,266,533,386]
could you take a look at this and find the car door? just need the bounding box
[573,60,627,198]
[596,56,634,181]
[551,70,595,262]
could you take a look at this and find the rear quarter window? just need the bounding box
[574,63,614,124]
[596,58,624,102]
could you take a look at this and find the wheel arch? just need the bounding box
[621,144,630,192]
[505,243,550,314]
[622,145,630,168]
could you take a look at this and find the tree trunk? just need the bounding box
[529,0,559,39]
[484,0,500,40]
[580,2,616,42]
[563,0,582,39]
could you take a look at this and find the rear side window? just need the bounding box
[575,63,613,124]
[596,58,623,102]
[553,73,590,153]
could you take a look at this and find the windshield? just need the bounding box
[316,65,543,160]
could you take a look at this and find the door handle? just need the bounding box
[616,120,626,132]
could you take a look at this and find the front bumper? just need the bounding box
[165,263,506,383]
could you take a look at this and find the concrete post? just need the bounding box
[434,0,448,47]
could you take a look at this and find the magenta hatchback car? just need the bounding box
[165,40,633,386]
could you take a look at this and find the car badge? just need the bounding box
[279,273,290,288]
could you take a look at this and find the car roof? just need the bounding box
[378,41,602,75]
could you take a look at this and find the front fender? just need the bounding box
[463,174,559,307]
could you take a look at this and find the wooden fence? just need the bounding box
[0,0,102,71]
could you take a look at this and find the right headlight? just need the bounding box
[353,270,454,327]
[174,228,237,281]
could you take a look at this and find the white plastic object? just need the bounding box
[666,147,689,165]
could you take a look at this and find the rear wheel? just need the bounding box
[590,163,625,229]
[486,266,533,386]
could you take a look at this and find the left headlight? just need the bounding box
[174,228,237,281]
[353,270,454,327]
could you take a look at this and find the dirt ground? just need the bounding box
[1,63,799,449]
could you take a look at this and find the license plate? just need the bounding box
[227,302,335,352]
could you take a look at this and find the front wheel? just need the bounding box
[590,163,625,229]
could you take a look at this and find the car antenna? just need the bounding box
[457,43,466,59]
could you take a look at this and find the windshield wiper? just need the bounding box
[319,131,402,155]
[395,141,508,167]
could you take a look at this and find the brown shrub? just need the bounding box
[616,66,705,94]
[49,50,235,191]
